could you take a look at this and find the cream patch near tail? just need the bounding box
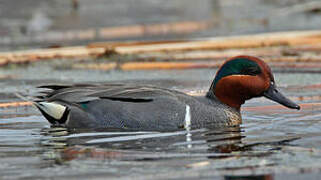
[36,102,67,120]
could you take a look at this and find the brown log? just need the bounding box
[185,161,210,168]
[290,44,321,52]
[113,30,321,54]
[2,30,321,66]
[0,101,33,108]
[266,56,321,63]
[131,48,282,61]
[71,60,321,71]
[72,61,222,71]
[99,46,321,63]
[120,62,222,70]
[269,62,321,68]
[0,46,105,65]
[87,40,188,49]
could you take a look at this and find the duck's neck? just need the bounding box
[206,90,243,111]
[205,91,242,125]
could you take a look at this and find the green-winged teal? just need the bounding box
[34,56,300,131]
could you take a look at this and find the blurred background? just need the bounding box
[1,0,321,51]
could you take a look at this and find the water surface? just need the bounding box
[0,67,321,179]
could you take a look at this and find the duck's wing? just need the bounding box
[35,84,190,128]
[36,84,103,102]
[37,84,183,103]
[89,86,183,102]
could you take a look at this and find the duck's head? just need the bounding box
[208,55,300,110]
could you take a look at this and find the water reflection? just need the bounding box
[225,175,273,180]
[40,125,245,161]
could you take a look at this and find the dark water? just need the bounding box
[1,65,321,179]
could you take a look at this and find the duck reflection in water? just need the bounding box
[41,123,245,161]
[225,174,273,180]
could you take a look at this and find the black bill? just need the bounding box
[263,83,300,110]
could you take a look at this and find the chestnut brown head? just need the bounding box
[208,56,300,110]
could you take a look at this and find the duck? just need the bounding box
[34,55,300,131]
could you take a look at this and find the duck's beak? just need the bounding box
[263,83,300,110]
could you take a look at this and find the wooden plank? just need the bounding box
[130,48,282,61]
[72,61,222,71]
[1,30,321,66]
[71,61,321,71]
[120,62,221,70]
[0,102,33,108]
[87,40,188,49]
[114,30,321,54]
[0,46,106,65]
[101,47,321,63]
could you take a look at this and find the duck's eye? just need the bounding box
[240,66,261,76]
[270,81,275,86]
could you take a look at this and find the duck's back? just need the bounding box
[36,84,240,131]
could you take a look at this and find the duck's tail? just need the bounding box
[15,93,69,125]
[34,101,70,124]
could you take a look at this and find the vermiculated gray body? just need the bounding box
[35,84,241,131]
